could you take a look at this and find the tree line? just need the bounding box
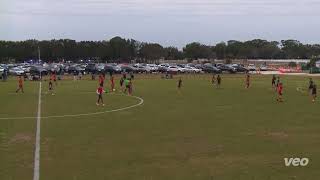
[1,37,320,63]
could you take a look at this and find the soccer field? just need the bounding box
[1,74,320,180]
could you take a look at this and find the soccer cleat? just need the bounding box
[96,103,99,106]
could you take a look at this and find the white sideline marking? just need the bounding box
[33,82,42,180]
[0,95,144,120]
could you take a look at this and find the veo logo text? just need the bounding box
[284,158,309,167]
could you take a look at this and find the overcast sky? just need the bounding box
[1,0,320,48]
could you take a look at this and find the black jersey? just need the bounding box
[217,76,221,84]
[312,87,317,95]
[178,79,182,87]
[309,80,314,89]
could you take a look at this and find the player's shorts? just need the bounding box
[278,92,283,96]
[309,86,314,90]
[100,82,104,87]
[19,84,23,88]
[126,85,130,89]
[272,81,275,85]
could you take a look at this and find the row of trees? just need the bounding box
[1,37,320,63]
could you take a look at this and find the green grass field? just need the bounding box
[1,74,320,180]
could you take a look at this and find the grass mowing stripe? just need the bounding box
[33,82,42,180]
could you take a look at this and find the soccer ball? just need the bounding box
[113,89,116,92]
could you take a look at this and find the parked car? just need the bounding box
[231,64,249,73]
[0,66,4,77]
[202,64,222,73]
[177,64,188,73]
[45,64,62,73]
[85,63,98,73]
[96,64,105,73]
[20,65,31,73]
[166,66,179,73]
[133,64,151,73]
[67,65,85,74]
[158,64,169,73]
[184,66,202,73]
[119,64,138,73]
[104,64,122,74]
[259,65,268,71]
[146,64,158,72]
[216,64,236,73]
[29,66,48,75]
[195,64,204,70]
[187,63,196,68]
[247,64,256,71]
[9,67,25,75]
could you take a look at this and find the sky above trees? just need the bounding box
[1,0,320,48]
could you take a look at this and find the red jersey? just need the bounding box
[97,87,103,95]
[277,85,283,94]
[99,75,105,84]
[111,77,114,84]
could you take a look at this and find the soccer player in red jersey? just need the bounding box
[110,75,115,92]
[16,76,24,93]
[277,82,283,102]
[275,76,280,91]
[96,85,105,106]
[98,73,105,87]
[52,72,57,86]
